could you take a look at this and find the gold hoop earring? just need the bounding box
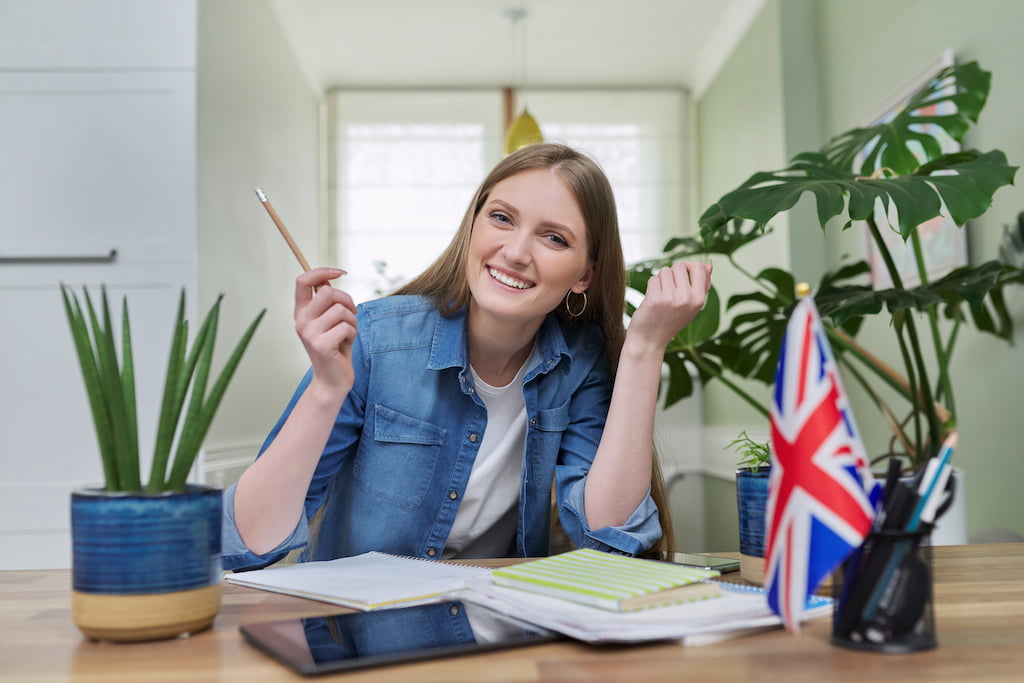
[565,290,587,318]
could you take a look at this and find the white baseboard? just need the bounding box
[201,441,261,490]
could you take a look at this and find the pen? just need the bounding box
[906,432,957,532]
[853,433,957,638]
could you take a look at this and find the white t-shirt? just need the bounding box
[442,347,538,559]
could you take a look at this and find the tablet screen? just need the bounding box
[240,600,560,676]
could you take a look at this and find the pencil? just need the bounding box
[254,187,313,272]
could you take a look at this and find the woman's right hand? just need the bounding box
[294,268,358,397]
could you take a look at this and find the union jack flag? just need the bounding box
[765,296,880,634]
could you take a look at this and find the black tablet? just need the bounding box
[239,600,561,676]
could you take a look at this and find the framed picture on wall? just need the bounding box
[857,48,970,288]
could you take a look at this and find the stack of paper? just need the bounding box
[459,579,832,644]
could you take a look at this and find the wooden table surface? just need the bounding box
[2,544,1022,682]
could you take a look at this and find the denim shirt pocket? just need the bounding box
[527,401,569,493]
[354,404,446,508]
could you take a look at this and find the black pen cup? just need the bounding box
[831,526,936,653]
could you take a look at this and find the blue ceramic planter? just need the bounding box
[70,484,223,641]
[71,484,222,594]
[736,467,770,582]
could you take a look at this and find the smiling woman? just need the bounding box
[223,143,711,587]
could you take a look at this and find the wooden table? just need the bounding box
[2,544,1022,682]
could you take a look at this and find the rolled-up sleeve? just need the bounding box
[559,481,662,555]
[220,482,310,572]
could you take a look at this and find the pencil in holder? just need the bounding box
[830,526,936,653]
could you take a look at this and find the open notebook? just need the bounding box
[225,551,490,610]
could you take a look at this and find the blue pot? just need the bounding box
[70,484,222,641]
[736,467,770,558]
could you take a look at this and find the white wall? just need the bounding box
[196,0,323,487]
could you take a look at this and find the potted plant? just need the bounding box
[628,61,1022,566]
[61,284,264,642]
[723,432,770,579]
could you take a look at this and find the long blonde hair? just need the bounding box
[395,143,674,552]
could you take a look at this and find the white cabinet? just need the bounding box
[0,1,198,569]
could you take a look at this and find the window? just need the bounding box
[328,89,688,305]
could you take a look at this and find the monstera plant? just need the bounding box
[629,60,1022,472]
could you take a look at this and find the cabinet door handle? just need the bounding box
[0,249,118,264]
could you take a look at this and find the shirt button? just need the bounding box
[469,433,478,443]
[449,604,460,617]
[448,490,458,500]
[426,547,437,557]
[530,418,536,426]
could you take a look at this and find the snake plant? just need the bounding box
[61,285,265,492]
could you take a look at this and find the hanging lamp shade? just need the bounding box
[504,107,543,154]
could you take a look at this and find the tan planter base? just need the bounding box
[72,583,221,642]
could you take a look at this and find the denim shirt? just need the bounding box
[222,296,661,571]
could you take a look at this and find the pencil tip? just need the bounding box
[254,187,267,202]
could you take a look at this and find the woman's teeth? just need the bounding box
[489,268,531,289]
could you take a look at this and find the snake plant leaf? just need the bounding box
[119,295,140,491]
[168,298,221,489]
[148,291,188,492]
[823,61,991,176]
[86,287,137,491]
[61,285,119,490]
[167,306,266,490]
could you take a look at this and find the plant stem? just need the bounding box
[826,328,912,400]
[685,349,770,418]
[866,215,942,465]
[728,254,773,294]
[910,229,957,421]
[837,356,914,456]
[935,319,961,407]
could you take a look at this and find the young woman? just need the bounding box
[222,143,711,570]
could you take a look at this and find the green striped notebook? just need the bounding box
[491,548,722,612]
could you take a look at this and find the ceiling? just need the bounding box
[267,0,765,95]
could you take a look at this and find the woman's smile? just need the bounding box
[487,266,534,290]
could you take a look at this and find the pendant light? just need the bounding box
[503,6,543,154]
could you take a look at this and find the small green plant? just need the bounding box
[61,285,265,492]
[726,431,771,471]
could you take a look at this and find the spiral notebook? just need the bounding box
[224,551,491,611]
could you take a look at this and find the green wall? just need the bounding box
[695,0,1024,548]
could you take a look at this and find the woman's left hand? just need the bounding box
[627,261,713,352]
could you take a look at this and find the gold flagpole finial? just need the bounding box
[796,282,812,299]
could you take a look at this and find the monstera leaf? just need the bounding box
[699,149,1015,242]
[824,61,991,176]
